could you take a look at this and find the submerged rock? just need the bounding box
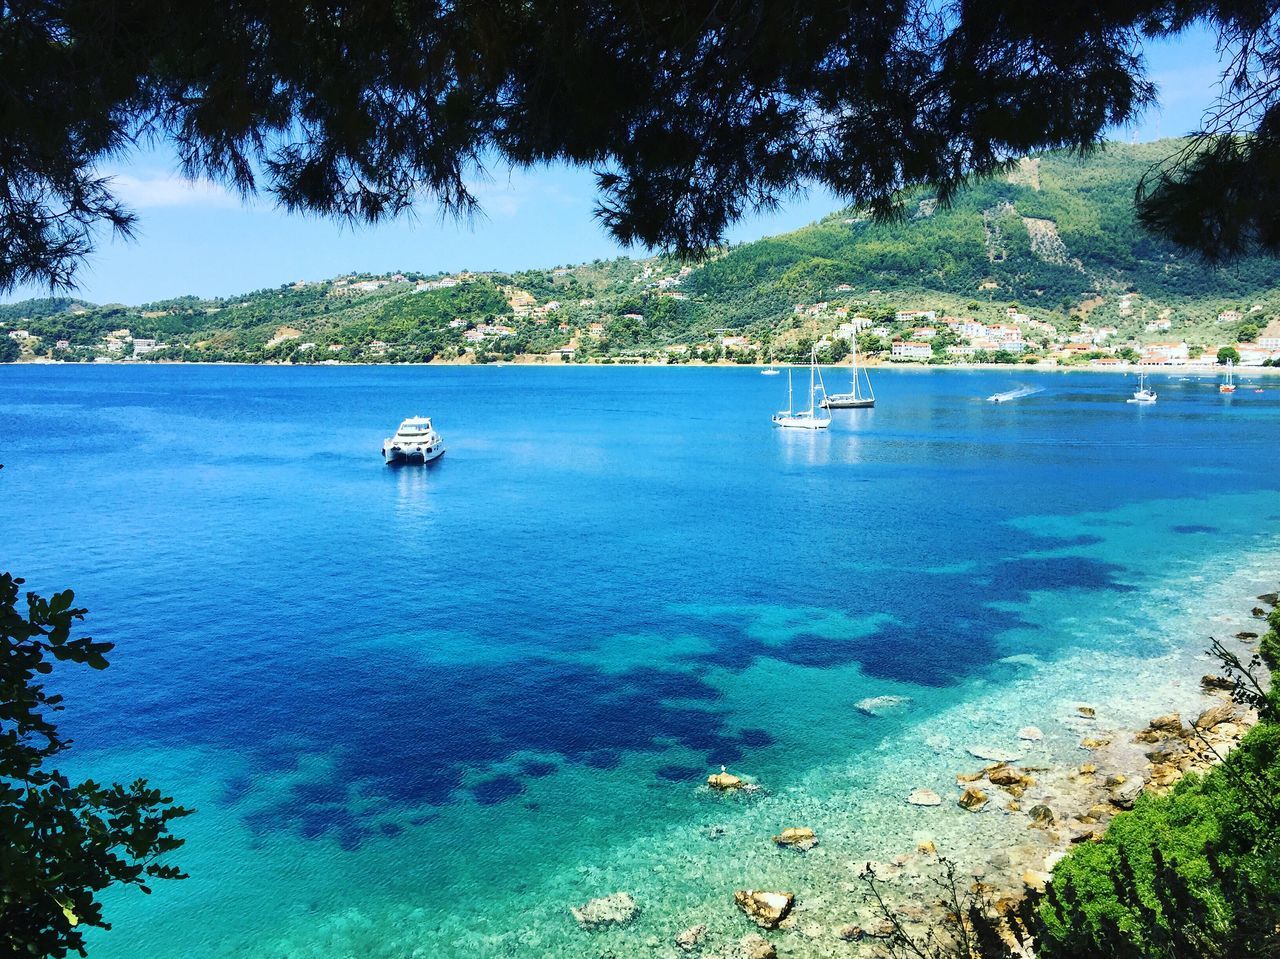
[1237,631,1259,641]
[1077,705,1096,719]
[571,892,638,929]
[835,924,863,942]
[958,786,990,811]
[773,827,817,851]
[738,934,777,959]
[1201,674,1235,692]
[907,788,943,806]
[1258,592,1278,606]
[1080,737,1111,750]
[1018,726,1044,741]
[734,890,794,929]
[855,695,912,717]
[966,746,1023,763]
[675,924,708,952]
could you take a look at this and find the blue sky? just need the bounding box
[11,25,1226,305]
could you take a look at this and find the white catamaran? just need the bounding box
[1127,370,1157,404]
[822,338,875,408]
[772,348,831,429]
[382,416,446,464]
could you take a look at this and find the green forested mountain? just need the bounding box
[4,139,1280,365]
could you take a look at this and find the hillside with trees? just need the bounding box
[5,140,1280,367]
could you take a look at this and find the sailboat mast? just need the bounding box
[807,350,815,415]
[787,367,794,414]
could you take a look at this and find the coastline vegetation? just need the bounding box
[871,604,1280,959]
[4,142,1280,371]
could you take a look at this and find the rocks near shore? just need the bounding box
[773,827,817,851]
[958,785,990,811]
[1194,702,1237,730]
[708,771,743,791]
[1018,726,1044,741]
[571,892,637,929]
[734,890,794,929]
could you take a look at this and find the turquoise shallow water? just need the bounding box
[1,364,1278,957]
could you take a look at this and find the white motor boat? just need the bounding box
[1128,370,1157,404]
[383,416,446,464]
[772,348,831,429]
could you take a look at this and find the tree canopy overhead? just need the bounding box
[1,1,1277,292]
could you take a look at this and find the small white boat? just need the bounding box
[383,416,446,464]
[773,348,831,429]
[1127,370,1157,404]
[987,387,1041,403]
[761,347,780,375]
[822,338,875,409]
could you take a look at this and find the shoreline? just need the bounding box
[723,583,1277,958]
[8,358,1280,376]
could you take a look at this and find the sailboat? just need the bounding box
[761,346,780,375]
[822,338,875,408]
[1220,359,1237,393]
[772,348,831,429]
[1127,370,1157,404]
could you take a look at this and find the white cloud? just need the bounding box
[109,172,241,209]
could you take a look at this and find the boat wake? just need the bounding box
[986,386,1043,403]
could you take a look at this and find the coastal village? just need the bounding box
[6,260,1280,370]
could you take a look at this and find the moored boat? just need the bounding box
[822,337,875,409]
[383,416,446,464]
[1127,370,1157,404]
[1220,359,1237,394]
[772,348,831,429]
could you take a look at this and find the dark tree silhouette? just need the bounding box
[3,1,1279,291]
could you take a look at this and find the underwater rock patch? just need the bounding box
[855,694,912,717]
[571,892,638,929]
[967,745,1023,763]
[907,788,943,806]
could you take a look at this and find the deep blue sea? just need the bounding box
[2,364,1279,958]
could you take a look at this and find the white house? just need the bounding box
[891,340,932,360]
[1140,341,1190,365]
